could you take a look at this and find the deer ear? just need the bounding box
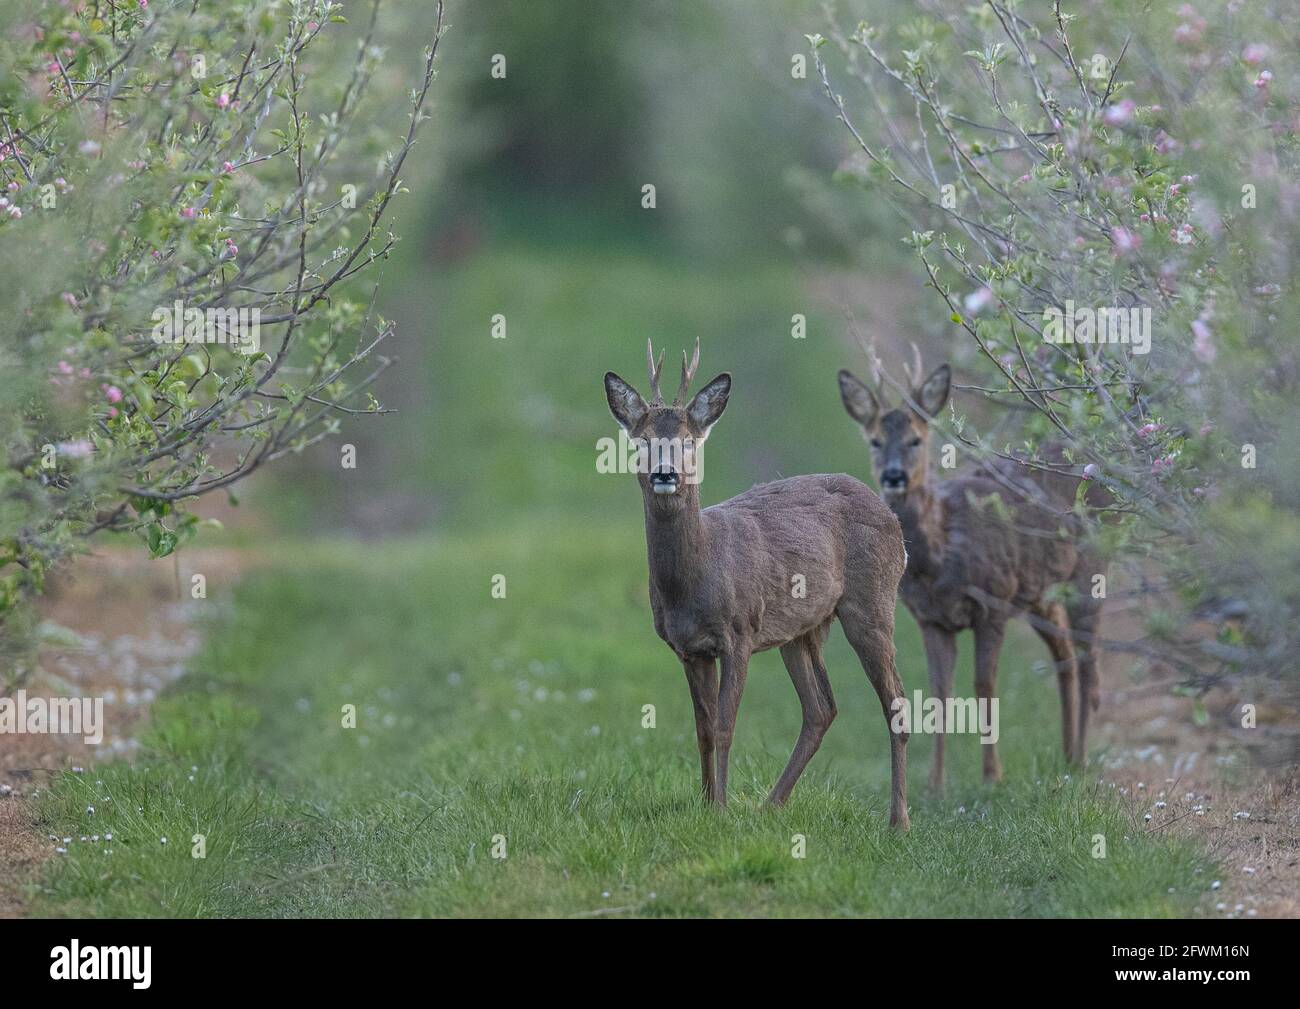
[687,372,730,435]
[838,369,880,427]
[604,371,648,433]
[916,364,951,417]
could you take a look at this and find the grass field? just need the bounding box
[28,522,1218,918]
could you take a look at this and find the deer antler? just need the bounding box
[646,339,666,405]
[673,337,701,406]
[905,341,925,393]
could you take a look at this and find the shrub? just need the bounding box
[812,1,1299,700]
[0,0,445,686]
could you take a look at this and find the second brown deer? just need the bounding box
[838,349,1105,789]
[605,340,911,826]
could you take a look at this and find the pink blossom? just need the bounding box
[139,0,148,8]
[1137,423,1163,439]
[1082,463,1100,481]
[1242,44,1269,65]
[5,181,17,192]
[180,206,197,219]
[1191,318,1215,362]
[215,93,230,109]
[101,384,123,404]
[1111,227,1141,256]
[1102,99,1136,126]
[7,205,21,219]
[963,287,995,314]
[57,360,73,375]
[1254,70,1273,89]
[107,406,119,419]
[221,160,236,174]
[61,292,78,308]
[1152,455,1176,477]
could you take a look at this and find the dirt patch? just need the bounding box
[0,546,250,917]
[1096,674,1300,919]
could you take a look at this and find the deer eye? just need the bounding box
[909,437,922,448]
[870,438,883,449]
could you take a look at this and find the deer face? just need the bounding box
[605,340,730,503]
[838,362,950,505]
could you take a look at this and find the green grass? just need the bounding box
[29,522,1216,918]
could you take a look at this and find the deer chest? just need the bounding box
[655,608,725,660]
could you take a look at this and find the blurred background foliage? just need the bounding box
[275,0,906,534]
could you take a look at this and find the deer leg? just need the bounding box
[972,618,1006,784]
[714,649,750,807]
[1067,597,1103,766]
[682,657,719,803]
[920,625,958,793]
[767,635,837,807]
[1031,601,1077,764]
[842,612,909,831]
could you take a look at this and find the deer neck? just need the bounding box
[892,477,945,579]
[643,484,709,604]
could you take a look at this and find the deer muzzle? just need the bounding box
[650,469,680,494]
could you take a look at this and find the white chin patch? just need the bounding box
[652,482,678,495]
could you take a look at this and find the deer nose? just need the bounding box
[650,469,680,494]
[880,468,908,489]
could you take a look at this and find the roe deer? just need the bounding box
[837,349,1105,789]
[604,340,911,825]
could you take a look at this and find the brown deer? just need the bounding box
[837,350,1105,789]
[604,340,911,826]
